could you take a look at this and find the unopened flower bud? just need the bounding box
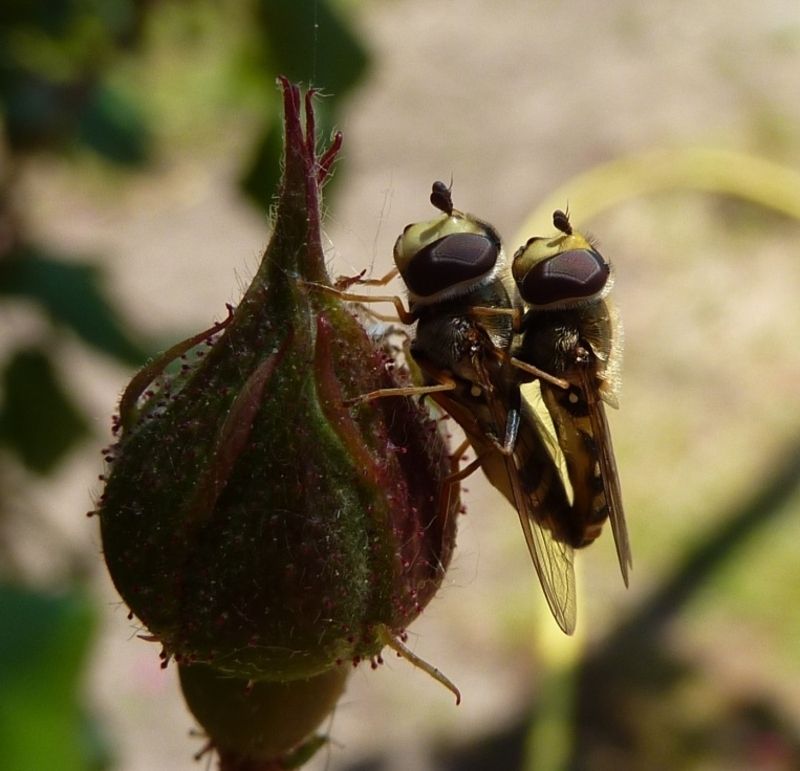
[97,78,460,699]
[179,663,348,770]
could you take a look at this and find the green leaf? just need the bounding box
[257,0,369,94]
[240,0,368,209]
[0,347,91,474]
[0,582,110,771]
[77,83,151,167]
[0,69,79,152]
[0,245,149,365]
[239,111,283,209]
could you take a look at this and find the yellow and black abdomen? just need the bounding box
[517,308,613,549]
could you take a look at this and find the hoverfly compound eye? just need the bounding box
[394,186,501,301]
[404,232,499,298]
[518,248,610,308]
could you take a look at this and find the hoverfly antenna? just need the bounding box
[430,180,454,216]
[553,208,572,236]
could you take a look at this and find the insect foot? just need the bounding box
[96,79,460,770]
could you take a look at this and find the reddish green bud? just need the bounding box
[179,663,347,770]
[96,80,460,687]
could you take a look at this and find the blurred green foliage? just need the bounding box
[0,246,149,366]
[0,583,109,771]
[0,0,370,472]
[0,346,90,474]
[0,1,144,154]
[241,0,369,204]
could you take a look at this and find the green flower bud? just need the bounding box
[96,80,460,691]
[179,663,347,770]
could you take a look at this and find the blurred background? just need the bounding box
[2,1,800,770]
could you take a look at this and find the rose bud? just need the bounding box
[96,73,461,735]
[178,663,348,771]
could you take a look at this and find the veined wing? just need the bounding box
[580,365,632,585]
[435,366,577,635]
[507,398,576,634]
[538,365,631,586]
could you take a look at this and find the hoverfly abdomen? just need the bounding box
[558,383,592,420]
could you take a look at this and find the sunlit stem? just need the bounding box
[513,147,800,242]
[435,438,479,536]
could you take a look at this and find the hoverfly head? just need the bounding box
[394,181,503,305]
[512,209,611,310]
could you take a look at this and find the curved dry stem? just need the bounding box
[513,147,800,241]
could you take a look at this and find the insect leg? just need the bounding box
[445,439,483,485]
[335,266,400,290]
[359,307,407,324]
[345,373,458,406]
[468,305,523,331]
[433,438,480,544]
[303,280,416,325]
[480,390,521,458]
[502,397,521,455]
[510,357,569,389]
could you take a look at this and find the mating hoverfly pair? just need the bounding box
[336,182,631,634]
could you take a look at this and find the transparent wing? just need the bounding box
[520,381,573,498]
[431,355,577,635]
[505,405,576,634]
[579,366,632,585]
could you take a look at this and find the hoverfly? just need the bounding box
[510,209,632,586]
[331,182,581,633]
